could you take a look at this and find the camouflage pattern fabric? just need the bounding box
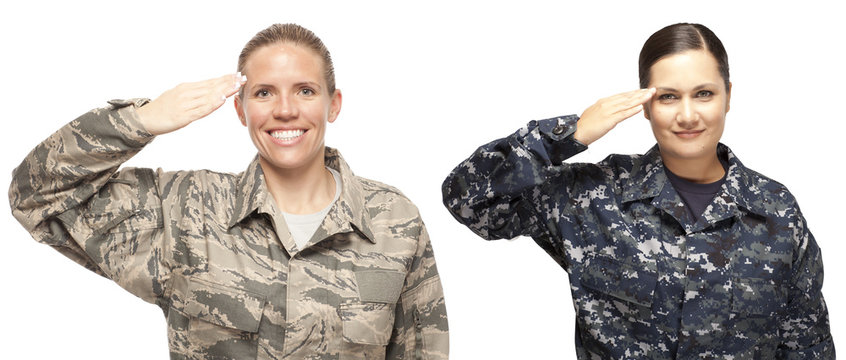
[9,99,448,360]
[442,115,833,359]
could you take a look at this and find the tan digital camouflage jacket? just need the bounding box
[9,99,448,360]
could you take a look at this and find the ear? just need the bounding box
[328,89,342,124]
[234,93,247,127]
[725,82,732,113]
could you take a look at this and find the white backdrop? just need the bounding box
[1,1,843,358]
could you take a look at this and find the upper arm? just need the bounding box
[52,167,169,304]
[777,204,834,357]
[387,224,448,360]
[441,116,587,241]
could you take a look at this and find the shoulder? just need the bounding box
[156,168,240,196]
[579,152,645,185]
[734,163,802,219]
[355,175,422,221]
[155,168,242,224]
[601,152,644,173]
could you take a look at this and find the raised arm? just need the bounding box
[8,74,245,303]
[441,88,655,241]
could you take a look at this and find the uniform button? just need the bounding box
[552,124,567,135]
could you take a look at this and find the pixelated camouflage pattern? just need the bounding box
[10,99,448,359]
[442,115,833,359]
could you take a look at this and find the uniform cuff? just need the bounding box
[107,98,155,144]
[533,115,588,165]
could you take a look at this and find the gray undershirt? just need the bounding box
[281,167,341,249]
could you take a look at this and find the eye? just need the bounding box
[299,88,316,96]
[254,89,271,98]
[696,90,714,98]
[657,93,677,101]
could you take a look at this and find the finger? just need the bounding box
[183,73,244,95]
[182,75,242,109]
[613,88,654,104]
[184,95,226,121]
[616,88,655,111]
[617,104,644,121]
[219,73,248,99]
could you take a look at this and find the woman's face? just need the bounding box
[644,49,730,163]
[235,43,341,174]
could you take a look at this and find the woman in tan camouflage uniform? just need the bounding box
[10,23,448,359]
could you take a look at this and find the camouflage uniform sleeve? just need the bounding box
[441,115,587,240]
[8,99,169,304]
[778,207,835,359]
[386,224,449,360]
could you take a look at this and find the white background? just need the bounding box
[1,1,843,358]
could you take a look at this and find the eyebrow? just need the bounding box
[250,81,323,91]
[656,83,720,92]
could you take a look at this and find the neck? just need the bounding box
[661,151,725,184]
[260,151,336,215]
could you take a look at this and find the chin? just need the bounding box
[662,143,715,160]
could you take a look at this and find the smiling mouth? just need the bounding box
[674,130,704,138]
[269,129,305,141]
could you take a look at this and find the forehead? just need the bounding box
[243,43,325,81]
[649,49,723,89]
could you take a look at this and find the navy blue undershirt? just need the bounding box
[664,158,729,222]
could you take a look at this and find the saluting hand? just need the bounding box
[573,88,655,146]
[136,73,247,136]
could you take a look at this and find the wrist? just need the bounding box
[572,124,594,146]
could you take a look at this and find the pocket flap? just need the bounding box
[340,303,395,346]
[731,277,786,316]
[171,277,266,333]
[355,270,405,303]
[580,256,657,307]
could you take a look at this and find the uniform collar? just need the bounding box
[621,143,771,229]
[227,147,376,243]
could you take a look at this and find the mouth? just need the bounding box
[268,129,306,143]
[674,129,704,139]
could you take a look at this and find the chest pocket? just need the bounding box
[731,277,787,316]
[580,255,657,308]
[168,277,266,359]
[340,270,405,346]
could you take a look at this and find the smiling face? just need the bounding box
[235,43,341,175]
[644,49,731,164]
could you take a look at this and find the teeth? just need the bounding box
[270,129,304,141]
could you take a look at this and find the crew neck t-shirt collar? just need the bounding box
[281,167,342,249]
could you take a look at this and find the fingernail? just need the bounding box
[241,75,247,82]
[236,71,242,78]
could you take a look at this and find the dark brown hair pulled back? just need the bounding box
[639,23,729,91]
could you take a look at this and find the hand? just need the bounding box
[572,88,655,146]
[136,73,247,135]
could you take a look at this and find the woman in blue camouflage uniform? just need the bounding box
[442,23,833,359]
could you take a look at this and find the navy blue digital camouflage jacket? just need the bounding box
[442,115,834,359]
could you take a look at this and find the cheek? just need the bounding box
[303,102,331,124]
[701,103,727,126]
[648,106,676,129]
[244,105,270,127]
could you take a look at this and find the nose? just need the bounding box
[675,97,698,128]
[272,93,299,120]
